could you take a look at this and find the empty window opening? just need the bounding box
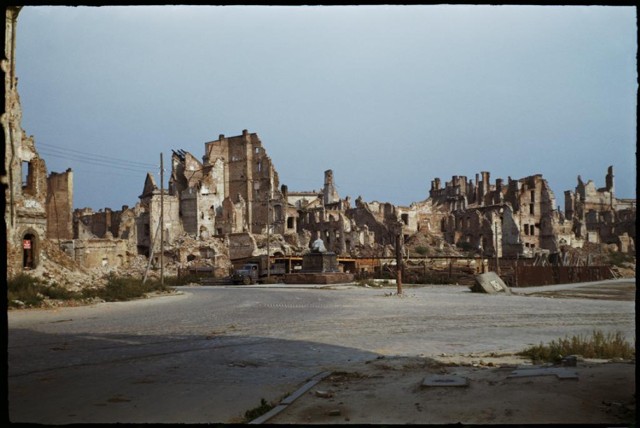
[401,213,409,225]
[21,161,36,194]
[287,217,294,229]
[21,161,30,188]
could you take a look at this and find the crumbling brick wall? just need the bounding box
[4,7,49,276]
[46,169,74,240]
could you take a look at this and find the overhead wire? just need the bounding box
[37,141,158,170]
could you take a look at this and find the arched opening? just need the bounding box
[22,233,37,270]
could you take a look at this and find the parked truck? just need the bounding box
[231,256,286,285]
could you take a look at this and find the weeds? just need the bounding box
[8,272,177,308]
[243,398,275,422]
[7,274,47,308]
[519,330,635,363]
[82,273,170,302]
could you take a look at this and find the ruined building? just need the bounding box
[4,8,85,277]
[5,6,634,282]
[409,171,568,258]
[4,7,50,275]
[293,170,404,257]
[564,166,636,252]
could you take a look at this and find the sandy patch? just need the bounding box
[267,354,635,425]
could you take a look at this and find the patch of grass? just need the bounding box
[42,284,83,300]
[519,330,635,363]
[82,273,170,302]
[243,398,275,422]
[7,273,46,308]
[7,274,85,308]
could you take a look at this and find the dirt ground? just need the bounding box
[267,354,636,425]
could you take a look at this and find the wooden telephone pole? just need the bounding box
[395,221,403,295]
[160,153,164,287]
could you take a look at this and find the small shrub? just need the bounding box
[90,273,163,302]
[7,274,46,307]
[519,330,635,363]
[243,398,274,422]
[42,285,82,301]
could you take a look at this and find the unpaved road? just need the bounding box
[7,279,635,424]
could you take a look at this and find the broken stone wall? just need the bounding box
[46,169,74,240]
[204,130,283,235]
[226,232,257,260]
[63,238,130,270]
[565,167,635,250]
[4,7,51,277]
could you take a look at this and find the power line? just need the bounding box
[56,164,154,179]
[39,150,156,174]
[37,141,158,168]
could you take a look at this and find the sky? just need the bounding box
[14,5,637,211]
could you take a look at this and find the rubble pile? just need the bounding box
[405,230,463,257]
[28,239,96,290]
[253,233,303,256]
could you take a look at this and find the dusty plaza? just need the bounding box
[7,279,636,424]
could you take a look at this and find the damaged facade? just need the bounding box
[418,172,565,257]
[4,7,64,276]
[564,166,636,252]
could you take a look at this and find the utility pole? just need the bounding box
[494,221,499,276]
[266,183,271,279]
[395,221,403,295]
[160,153,164,287]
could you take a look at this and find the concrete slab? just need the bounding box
[249,371,333,424]
[421,375,469,387]
[247,404,288,425]
[280,371,332,405]
[508,367,579,380]
[471,272,511,294]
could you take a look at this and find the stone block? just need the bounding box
[470,272,511,294]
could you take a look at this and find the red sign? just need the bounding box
[23,240,31,249]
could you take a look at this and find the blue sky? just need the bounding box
[14,5,637,210]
